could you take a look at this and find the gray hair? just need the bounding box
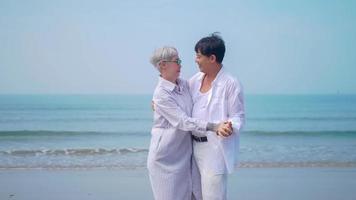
[150,46,178,71]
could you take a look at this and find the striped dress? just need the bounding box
[147,77,207,200]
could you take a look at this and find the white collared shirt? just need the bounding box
[148,77,208,173]
[152,77,208,133]
[189,69,245,174]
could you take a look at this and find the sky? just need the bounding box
[1,0,355,94]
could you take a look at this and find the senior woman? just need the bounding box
[147,46,232,200]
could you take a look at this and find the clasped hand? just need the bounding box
[216,122,233,137]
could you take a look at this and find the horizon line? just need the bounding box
[0,93,355,96]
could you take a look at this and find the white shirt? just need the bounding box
[147,77,208,174]
[192,89,211,137]
[193,88,227,174]
[189,69,245,174]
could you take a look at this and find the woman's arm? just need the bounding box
[154,92,232,135]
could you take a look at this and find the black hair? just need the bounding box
[194,32,225,63]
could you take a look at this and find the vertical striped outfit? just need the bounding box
[147,77,207,200]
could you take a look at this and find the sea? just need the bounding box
[1,94,356,169]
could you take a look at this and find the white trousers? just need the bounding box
[201,172,227,200]
[193,141,228,200]
[148,170,192,200]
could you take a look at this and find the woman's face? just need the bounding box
[161,55,182,83]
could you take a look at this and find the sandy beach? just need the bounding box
[1,167,356,200]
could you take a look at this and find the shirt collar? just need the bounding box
[212,66,225,85]
[197,66,225,86]
[158,76,182,92]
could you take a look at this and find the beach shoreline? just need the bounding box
[1,167,355,200]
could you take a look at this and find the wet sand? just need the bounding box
[1,168,356,200]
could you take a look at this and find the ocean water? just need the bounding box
[0,94,356,169]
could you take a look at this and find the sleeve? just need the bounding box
[227,80,245,133]
[154,90,208,134]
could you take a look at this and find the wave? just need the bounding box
[238,161,356,168]
[0,117,152,123]
[1,161,355,170]
[2,116,355,123]
[0,147,148,156]
[244,130,356,136]
[1,130,356,138]
[249,116,356,121]
[0,130,149,137]
[0,105,149,111]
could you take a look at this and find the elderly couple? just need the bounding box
[147,34,245,200]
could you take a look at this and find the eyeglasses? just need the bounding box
[162,58,182,65]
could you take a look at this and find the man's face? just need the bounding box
[195,51,210,73]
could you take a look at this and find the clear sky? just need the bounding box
[1,0,355,94]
